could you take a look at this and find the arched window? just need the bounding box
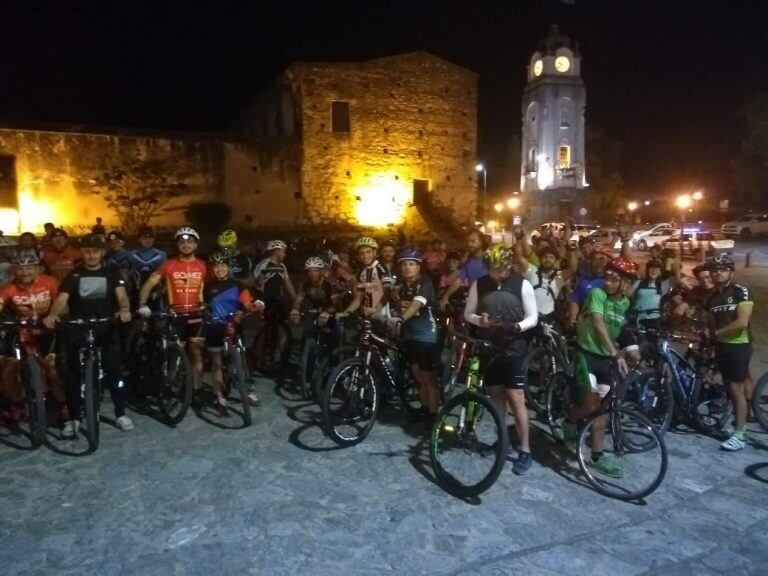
[560,109,569,128]
[527,146,538,173]
[557,145,571,169]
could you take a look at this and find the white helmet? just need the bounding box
[174,227,200,241]
[267,239,287,251]
[304,256,326,269]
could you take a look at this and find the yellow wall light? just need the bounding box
[354,175,412,227]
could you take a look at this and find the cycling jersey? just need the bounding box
[204,279,252,325]
[396,277,438,343]
[154,258,207,312]
[42,247,82,282]
[130,247,167,286]
[299,279,333,310]
[356,260,393,309]
[576,287,630,357]
[630,279,672,320]
[707,282,752,344]
[458,256,486,286]
[0,275,59,319]
[253,257,289,301]
[226,251,253,281]
[106,249,133,271]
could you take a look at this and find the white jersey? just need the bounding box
[524,264,565,316]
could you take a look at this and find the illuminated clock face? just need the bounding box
[555,56,571,73]
[533,59,543,77]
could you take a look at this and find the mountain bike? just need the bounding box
[321,318,421,446]
[0,319,47,447]
[752,371,768,432]
[253,302,291,375]
[523,319,570,417]
[130,311,195,424]
[216,312,252,427]
[430,332,508,498]
[62,317,113,454]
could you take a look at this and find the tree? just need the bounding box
[91,157,190,234]
[585,125,626,223]
[731,92,768,205]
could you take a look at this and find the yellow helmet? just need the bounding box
[217,229,238,248]
[483,244,513,270]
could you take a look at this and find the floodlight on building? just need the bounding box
[494,202,504,213]
[507,197,521,210]
[692,190,703,201]
[627,201,639,212]
[475,164,485,172]
[353,174,411,227]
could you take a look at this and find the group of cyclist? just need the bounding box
[0,220,755,470]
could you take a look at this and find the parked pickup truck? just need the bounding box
[663,230,734,258]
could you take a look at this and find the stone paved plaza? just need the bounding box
[2,369,768,576]
[3,253,768,576]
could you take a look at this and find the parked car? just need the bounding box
[587,228,623,250]
[630,223,675,250]
[664,230,734,258]
[721,213,768,238]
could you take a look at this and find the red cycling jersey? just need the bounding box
[154,258,208,312]
[0,275,59,319]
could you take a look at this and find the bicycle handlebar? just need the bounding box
[61,317,114,326]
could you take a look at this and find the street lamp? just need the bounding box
[476,163,487,220]
[494,202,504,213]
[692,190,703,201]
[507,197,521,211]
[675,194,693,256]
[627,201,639,212]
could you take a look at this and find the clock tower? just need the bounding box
[521,25,587,224]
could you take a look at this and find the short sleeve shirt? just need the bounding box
[458,256,486,286]
[43,247,82,282]
[707,283,752,344]
[155,258,208,312]
[397,277,438,343]
[0,275,59,319]
[356,260,393,309]
[576,287,630,357]
[571,274,605,306]
[59,266,124,319]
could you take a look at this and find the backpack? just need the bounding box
[532,268,558,300]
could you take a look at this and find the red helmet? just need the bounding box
[606,257,638,279]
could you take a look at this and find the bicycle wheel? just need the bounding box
[524,346,552,417]
[82,358,100,454]
[298,337,319,400]
[322,357,379,447]
[312,345,356,404]
[622,368,674,437]
[752,372,768,433]
[21,357,46,447]
[159,344,193,424]
[692,377,732,437]
[577,408,667,501]
[255,321,291,375]
[546,372,572,443]
[430,391,507,498]
[228,347,252,427]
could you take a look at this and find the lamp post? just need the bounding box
[675,194,692,257]
[476,163,487,221]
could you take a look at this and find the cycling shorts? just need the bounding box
[574,348,613,400]
[404,340,438,372]
[175,316,205,343]
[715,342,752,383]
[206,324,227,351]
[484,352,526,390]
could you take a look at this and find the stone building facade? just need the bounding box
[520,26,587,224]
[0,51,477,239]
[235,51,479,236]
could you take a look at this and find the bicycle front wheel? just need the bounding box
[321,357,379,447]
[546,372,572,443]
[229,347,252,427]
[577,408,667,501]
[753,372,768,433]
[159,344,193,424]
[524,346,552,417]
[21,357,46,447]
[82,358,100,454]
[298,337,319,400]
[430,391,507,498]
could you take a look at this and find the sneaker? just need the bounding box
[720,434,746,451]
[588,455,623,479]
[513,451,533,475]
[116,416,134,432]
[62,420,80,439]
[247,392,261,407]
[216,396,229,417]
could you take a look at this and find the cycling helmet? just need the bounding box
[693,262,713,275]
[591,244,614,260]
[266,239,287,251]
[446,249,462,261]
[0,236,17,247]
[380,239,397,249]
[354,236,378,250]
[304,256,327,269]
[538,246,558,259]
[13,252,41,266]
[709,254,735,271]
[646,258,663,270]
[209,251,229,264]
[79,233,106,249]
[397,249,423,264]
[217,229,238,248]
[483,244,513,269]
[174,227,200,241]
[605,256,638,279]
[138,226,154,238]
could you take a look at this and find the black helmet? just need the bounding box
[708,255,735,271]
[646,258,663,270]
[79,234,106,249]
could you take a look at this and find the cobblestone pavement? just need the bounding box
[1,369,767,576]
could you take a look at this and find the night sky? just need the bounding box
[0,0,766,200]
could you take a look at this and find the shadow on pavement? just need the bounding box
[745,462,768,484]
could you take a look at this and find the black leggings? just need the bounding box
[57,325,126,420]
